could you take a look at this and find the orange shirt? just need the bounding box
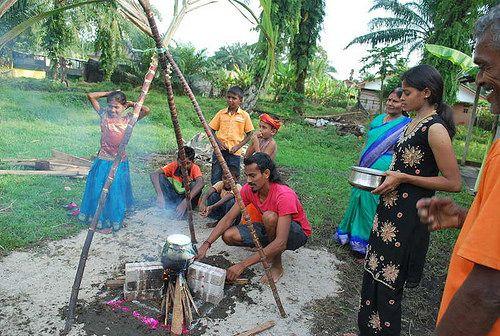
[437,139,500,334]
[161,161,202,183]
[209,107,254,156]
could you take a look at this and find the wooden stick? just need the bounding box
[0,169,86,177]
[184,283,199,316]
[51,149,92,167]
[137,0,286,317]
[138,0,196,244]
[63,60,158,334]
[233,320,276,336]
[171,274,184,335]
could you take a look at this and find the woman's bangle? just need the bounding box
[203,240,212,248]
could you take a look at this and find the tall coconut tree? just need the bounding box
[346,0,433,56]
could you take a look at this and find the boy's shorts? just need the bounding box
[235,221,308,251]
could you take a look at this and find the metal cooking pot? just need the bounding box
[348,166,386,191]
[161,234,196,271]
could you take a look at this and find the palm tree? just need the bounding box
[346,0,433,56]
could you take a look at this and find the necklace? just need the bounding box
[403,110,437,137]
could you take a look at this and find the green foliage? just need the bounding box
[360,45,406,111]
[424,44,477,75]
[422,0,487,103]
[290,0,326,113]
[94,3,122,81]
[210,43,255,71]
[270,61,296,100]
[347,0,433,55]
[42,1,74,66]
[305,76,357,108]
[169,43,210,94]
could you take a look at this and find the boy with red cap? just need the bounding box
[245,113,280,160]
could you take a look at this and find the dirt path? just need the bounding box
[0,208,341,336]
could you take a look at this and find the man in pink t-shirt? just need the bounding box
[196,153,311,283]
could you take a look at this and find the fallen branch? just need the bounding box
[0,169,87,177]
[233,320,276,336]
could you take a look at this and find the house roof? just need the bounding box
[359,78,486,104]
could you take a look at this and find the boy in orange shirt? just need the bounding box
[150,146,204,218]
[209,86,254,184]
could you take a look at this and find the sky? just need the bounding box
[149,0,415,80]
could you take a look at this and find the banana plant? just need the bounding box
[424,44,478,77]
[0,0,107,50]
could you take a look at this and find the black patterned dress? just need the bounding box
[358,114,444,335]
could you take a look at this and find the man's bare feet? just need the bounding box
[260,253,284,284]
[260,265,284,284]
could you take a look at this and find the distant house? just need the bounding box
[357,79,484,125]
[11,50,86,79]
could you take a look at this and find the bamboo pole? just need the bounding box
[63,60,157,334]
[138,0,286,317]
[461,87,481,165]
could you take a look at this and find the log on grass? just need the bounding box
[0,169,86,177]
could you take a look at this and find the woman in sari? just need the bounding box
[334,88,410,258]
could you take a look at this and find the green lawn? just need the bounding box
[0,78,475,254]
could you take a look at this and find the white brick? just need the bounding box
[186,261,226,305]
[124,262,163,301]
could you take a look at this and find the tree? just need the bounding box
[290,0,326,115]
[94,2,122,81]
[422,0,489,103]
[360,45,405,113]
[42,0,74,79]
[211,42,254,71]
[346,0,433,56]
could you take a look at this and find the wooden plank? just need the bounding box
[171,275,184,335]
[0,169,86,177]
[51,149,92,167]
[233,321,276,336]
[226,278,249,285]
[105,276,125,289]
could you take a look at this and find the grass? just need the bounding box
[0,77,478,335]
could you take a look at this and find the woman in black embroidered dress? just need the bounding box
[357,65,462,335]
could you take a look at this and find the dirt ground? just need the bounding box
[0,208,341,336]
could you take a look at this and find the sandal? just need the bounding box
[98,228,113,234]
[64,202,78,210]
[67,208,80,217]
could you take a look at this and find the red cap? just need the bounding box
[259,113,281,130]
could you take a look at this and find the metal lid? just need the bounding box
[351,166,385,176]
[166,234,191,245]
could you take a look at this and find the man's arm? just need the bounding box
[209,194,235,210]
[150,169,165,207]
[416,197,468,231]
[196,202,241,258]
[189,176,204,199]
[210,127,227,150]
[437,264,500,336]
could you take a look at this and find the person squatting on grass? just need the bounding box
[199,165,242,228]
[150,146,204,219]
[78,90,150,234]
[209,86,254,184]
[245,113,281,160]
[356,64,462,335]
[417,6,500,336]
[334,87,411,258]
[196,152,311,283]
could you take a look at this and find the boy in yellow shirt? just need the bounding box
[209,86,254,184]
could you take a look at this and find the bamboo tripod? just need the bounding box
[63,60,158,334]
[138,0,286,317]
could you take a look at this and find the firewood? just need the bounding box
[105,276,125,289]
[171,274,184,335]
[0,170,86,177]
[233,321,276,336]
